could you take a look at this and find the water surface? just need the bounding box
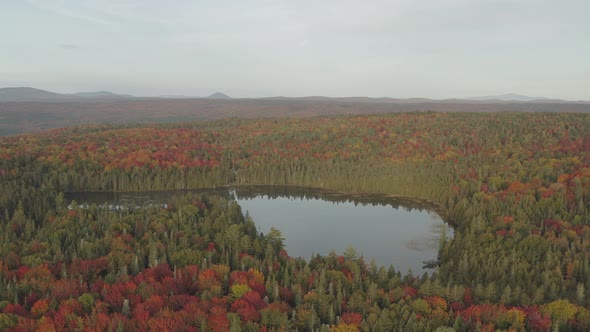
[66,186,451,274]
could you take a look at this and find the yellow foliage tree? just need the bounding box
[230,283,251,299]
[541,299,579,324]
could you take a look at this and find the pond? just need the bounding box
[66,186,452,274]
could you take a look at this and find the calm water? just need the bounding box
[66,186,452,274]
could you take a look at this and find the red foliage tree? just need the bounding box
[525,305,552,331]
[341,312,363,326]
[51,278,86,302]
[30,299,50,318]
[3,303,28,317]
[242,290,266,310]
[208,306,229,332]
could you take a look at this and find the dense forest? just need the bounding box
[0,112,589,331]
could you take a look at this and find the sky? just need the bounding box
[1,0,589,99]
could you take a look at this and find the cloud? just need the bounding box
[57,44,80,50]
[24,0,176,26]
[25,0,113,25]
[98,2,175,26]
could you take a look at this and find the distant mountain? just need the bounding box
[207,92,231,99]
[73,91,134,98]
[157,94,191,99]
[0,87,137,102]
[2,96,589,136]
[264,95,589,105]
[467,93,551,102]
[265,96,435,104]
[0,87,76,102]
[2,87,583,104]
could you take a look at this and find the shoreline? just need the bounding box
[64,183,453,227]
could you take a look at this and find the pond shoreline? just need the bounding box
[65,184,452,273]
[65,184,452,227]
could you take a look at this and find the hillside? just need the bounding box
[0,87,76,102]
[72,91,133,98]
[467,93,551,102]
[207,92,231,99]
[0,87,135,103]
[1,98,590,136]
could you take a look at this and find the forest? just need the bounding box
[0,112,589,331]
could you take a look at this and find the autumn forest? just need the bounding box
[1,112,590,331]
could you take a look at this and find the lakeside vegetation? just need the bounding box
[1,112,590,331]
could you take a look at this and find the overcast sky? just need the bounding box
[1,0,589,99]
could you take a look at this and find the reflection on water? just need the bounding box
[405,224,448,252]
[66,186,452,274]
